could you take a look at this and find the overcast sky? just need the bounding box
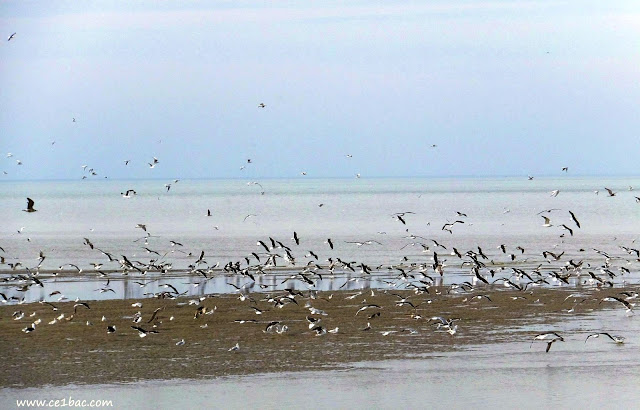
[1,1,639,180]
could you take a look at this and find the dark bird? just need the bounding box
[561,224,574,236]
[107,325,116,334]
[131,326,159,338]
[8,32,16,41]
[147,307,164,323]
[604,187,616,197]
[326,238,334,249]
[292,231,300,245]
[207,209,211,216]
[23,198,37,213]
[568,211,581,229]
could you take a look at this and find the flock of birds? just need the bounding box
[4,183,640,355]
[3,31,638,360]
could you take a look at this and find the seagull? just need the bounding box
[121,189,137,198]
[600,296,634,312]
[530,332,564,352]
[131,326,159,338]
[176,339,185,346]
[562,167,568,172]
[8,32,16,41]
[541,216,552,227]
[585,332,625,344]
[568,211,581,228]
[604,187,616,197]
[392,212,415,225]
[243,214,257,222]
[107,325,116,334]
[560,224,574,236]
[23,198,37,213]
[135,223,147,231]
[258,103,266,108]
[228,342,240,351]
[550,190,560,197]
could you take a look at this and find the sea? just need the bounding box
[1,176,640,302]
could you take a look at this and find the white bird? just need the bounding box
[541,216,553,227]
[228,342,240,352]
[176,339,185,346]
[550,190,560,197]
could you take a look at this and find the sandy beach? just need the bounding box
[1,285,632,388]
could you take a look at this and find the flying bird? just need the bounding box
[23,198,37,213]
[8,32,16,41]
[585,332,625,344]
[604,187,616,197]
[568,211,581,228]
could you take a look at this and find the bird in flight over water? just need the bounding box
[23,198,37,213]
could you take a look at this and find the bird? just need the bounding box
[228,342,240,351]
[8,32,16,41]
[107,325,116,334]
[131,325,159,338]
[292,231,300,245]
[550,190,560,197]
[176,339,185,346]
[258,103,266,108]
[562,167,568,172]
[23,198,37,213]
[530,332,564,352]
[560,224,574,236]
[121,190,137,198]
[135,224,147,231]
[600,296,634,312]
[604,187,616,197]
[585,332,625,344]
[541,216,552,227]
[568,211,581,229]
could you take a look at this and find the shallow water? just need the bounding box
[2,176,640,304]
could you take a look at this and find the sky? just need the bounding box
[1,0,639,180]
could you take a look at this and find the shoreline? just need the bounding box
[1,286,633,388]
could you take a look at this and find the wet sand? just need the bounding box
[0,286,632,388]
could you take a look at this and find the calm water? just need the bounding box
[2,176,640,302]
